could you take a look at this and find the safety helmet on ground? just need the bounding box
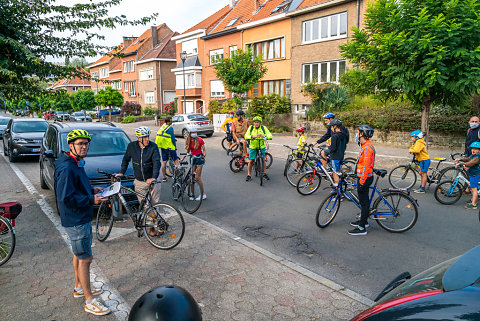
[67,129,91,144]
[296,126,307,133]
[235,110,244,116]
[328,118,342,127]
[323,112,335,119]
[135,126,151,137]
[128,285,202,321]
[470,142,480,149]
[253,116,262,122]
[410,130,423,139]
[357,125,374,138]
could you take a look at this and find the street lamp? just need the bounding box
[180,51,187,113]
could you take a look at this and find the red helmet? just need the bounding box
[296,126,307,133]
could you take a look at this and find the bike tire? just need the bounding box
[434,180,463,205]
[95,199,114,242]
[265,152,273,169]
[285,158,311,187]
[297,171,321,195]
[388,165,417,190]
[221,137,228,151]
[342,158,356,175]
[165,159,175,177]
[372,191,418,233]
[0,216,15,267]
[229,155,245,173]
[316,192,341,228]
[181,178,204,214]
[437,167,469,190]
[143,202,185,250]
[256,157,264,186]
[284,155,293,176]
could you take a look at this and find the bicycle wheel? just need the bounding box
[143,202,185,250]
[221,137,229,151]
[165,159,175,177]
[297,171,321,195]
[342,158,356,175]
[0,216,15,266]
[434,180,463,205]
[256,157,264,186]
[388,165,417,190]
[171,180,182,201]
[285,158,311,187]
[95,199,114,242]
[316,192,341,228]
[372,191,418,233]
[264,152,273,169]
[229,155,245,173]
[284,155,293,176]
[181,178,204,214]
[438,167,468,190]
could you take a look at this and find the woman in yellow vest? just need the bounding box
[155,117,178,181]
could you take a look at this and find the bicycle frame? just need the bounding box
[307,148,336,186]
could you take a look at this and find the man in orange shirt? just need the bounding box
[349,125,375,236]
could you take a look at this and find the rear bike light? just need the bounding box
[350,289,443,321]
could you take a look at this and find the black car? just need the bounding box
[351,244,480,320]
[3,118,48,162]
[0,116,11,138]
[39,122,138,210]
[54,111,70,121]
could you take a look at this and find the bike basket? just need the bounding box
[0,202,22,226]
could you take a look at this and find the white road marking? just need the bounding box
[2,155,130,320]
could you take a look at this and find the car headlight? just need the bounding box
[13,139,28,144]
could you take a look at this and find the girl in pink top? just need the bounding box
[185,129,207,199]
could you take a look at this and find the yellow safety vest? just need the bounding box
[155,124,175,150]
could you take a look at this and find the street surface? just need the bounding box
[0,118,479,320]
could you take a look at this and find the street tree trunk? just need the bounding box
[83,110,87,122]
[421,95,432,145]
[108,106,112,122]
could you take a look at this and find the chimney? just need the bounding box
[229,0,235,8]
[123,36,137,48]
[253,0,259,11]
[151,26,158,49]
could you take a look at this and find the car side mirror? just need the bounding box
[43,150,54,158]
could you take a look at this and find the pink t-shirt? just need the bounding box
[189,137,204,156]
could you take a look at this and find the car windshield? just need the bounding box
[187,115,208,121]
[12,121,48,133]
[0,118,10,125]
[60,130,130,156]
[72,112,84,116]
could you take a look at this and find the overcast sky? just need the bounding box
[52,0,228,62]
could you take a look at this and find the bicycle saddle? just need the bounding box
[434,157,446,162]
[373,168,387,177]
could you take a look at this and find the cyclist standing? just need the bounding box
[54,129,110,316]
[465,116,480,156]
[326,119,348,185]
[349,125,375,236]
[231,110,249,156]
[409,130,430,194]
[222,110,236,153]
[314,112,349,165]
[244,116,273,182]
[116,126,161,203]
[456,141,480,210]
[155,117,179,182]
[185,128,207,200]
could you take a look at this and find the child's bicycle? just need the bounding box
[171,153,204,214]
[433,166,470,205]
[0,202,21,266]
[229,142,273,173]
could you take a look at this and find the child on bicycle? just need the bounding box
[325,119,348,185]
[409,130,430,194]
[296,126,307,157]
[456,141,480,210]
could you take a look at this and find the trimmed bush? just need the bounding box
[121,115,135,123]
[143,105,156,116]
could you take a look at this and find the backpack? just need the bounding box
[247,125,265,137]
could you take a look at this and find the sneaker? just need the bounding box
[74,288,103,298]
[246,175,252,182]
[413,187,425,194]
[350,220,369,228]
[348,227,367,236]
[464,203,478,210]
[85,298,111,316]
[189,197,195,201]
[263,174,270,180]
[202,194,207,200]
[162,177,168,182]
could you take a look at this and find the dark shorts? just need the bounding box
[330,159,342,172]
[419,159,431,173]
[192,155,205,167]
[470,175,480,188]
[64,222,92,260]
[161,149,178,162]
[226,132,234,142]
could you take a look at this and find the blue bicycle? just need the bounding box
[316,169,419,233]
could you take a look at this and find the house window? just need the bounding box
[229,45,237,57]
[248,37,285,61]
[99,67,109,78]
[71,87,78,92]
[91,71,99,80]
[123,60,135,73]
[182,39,198,56]
[210,49,224,65]
[252,83,259,97]
[175,72,200,89]
[210,80,225,97]
[124,81,136,97]
[302,12,348,44]
[111,81,121,90]
[145,91,155,104]
[139,68,154,80]
[302,60,346,84]
[260,80,286,96]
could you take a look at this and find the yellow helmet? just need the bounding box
[67,129,91,144]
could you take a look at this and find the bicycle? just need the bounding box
[0,216,15,266]
[229,148,273,173]
[247,137,272,186]
[284,144,317,186]
[171,153,204,214]
[434,166,470,205]
[221,132,238,153]
[316,169,419,233]
[95,170,185,250]
[163,151,176,178]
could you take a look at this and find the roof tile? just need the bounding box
[182,5,232,34]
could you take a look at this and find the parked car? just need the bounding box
[54,111,70,121]
[2,118,48,162]
[39,122,138,210]
[171,114,214,138]
[43,110,55,120]
[97,108,121,118]
[14,109,27,116]
[70,112,92,122]
[351,244,480,320]
[0,116,12,138]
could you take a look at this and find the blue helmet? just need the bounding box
[323,112,335,119]
[410,130,423,139]
[470,142,480,149]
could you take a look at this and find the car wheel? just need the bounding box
[8,146,17,162]
[182,129,189,138]
[40,164,49,189]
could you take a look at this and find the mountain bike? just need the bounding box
[247,137,272,186]
[163,151,176,178]
[221,132,238,153]
[95,170,184,250]
[434,166,469,205]
[229,148,273,173]
[317,169,419,233]
[284,144,317,186]
[171,153,204,214]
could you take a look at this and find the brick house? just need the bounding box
[50,68,91,93]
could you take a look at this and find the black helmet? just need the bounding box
[328,118,342,127]
[235,110,244,116]
[357,125,374,138]
[128,285,202,321]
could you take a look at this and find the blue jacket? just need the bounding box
[54,152,94,227]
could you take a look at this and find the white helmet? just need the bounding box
[135,126,151,137]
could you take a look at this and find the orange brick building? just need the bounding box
[50,68,91,93]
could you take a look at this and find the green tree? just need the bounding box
[340,0,480,138]
[95,86,123,121]
[0,0,156,100]
[73,90,96,121]
[53,90,73,121]
[214,48,267,105]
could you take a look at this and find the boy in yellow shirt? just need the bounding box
[409,130,430,193]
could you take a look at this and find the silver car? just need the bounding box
[70,112,92,122]
[171,114,214,138]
